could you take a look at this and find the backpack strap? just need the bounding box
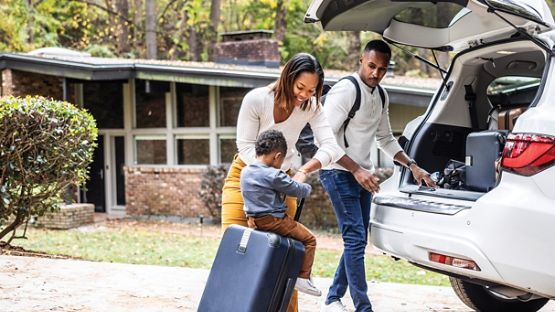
[340,76,361,148]
[377,84,385,109]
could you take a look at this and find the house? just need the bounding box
[0,32,439,222]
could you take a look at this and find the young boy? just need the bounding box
[240,129,321,297]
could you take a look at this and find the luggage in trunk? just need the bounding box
[465,130,508,192]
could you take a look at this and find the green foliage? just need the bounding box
[86,44,116,57]
[0,96,97,242]
[197,165,228,222]
[3,0,547,73]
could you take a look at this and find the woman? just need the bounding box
[221,53,345,312]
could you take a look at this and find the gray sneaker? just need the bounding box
[295,277,322,297]
[321,300,347,312]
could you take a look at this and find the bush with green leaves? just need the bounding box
[0,96,97,243]
[197,165,228,224]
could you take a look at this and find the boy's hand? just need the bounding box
[292,171,308,183]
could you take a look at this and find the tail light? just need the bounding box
[429,252,480,271]
[501,133,555,176]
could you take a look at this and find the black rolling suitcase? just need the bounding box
[465,130,508,192]
[197,199,306,312]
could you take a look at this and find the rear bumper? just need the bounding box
[370,182,555,297]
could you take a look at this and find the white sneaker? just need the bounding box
[321,300,347,312]
[295,277,322,297]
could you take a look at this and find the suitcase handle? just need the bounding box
[294,198,304,222]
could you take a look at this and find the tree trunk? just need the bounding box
[115,0,130,54]
[274,0,289,43]
[168,9,188,60]
[188,26,200,61]
[132,0,143,57]
[346,31,361,69]
[26,0,34,45]
[145,0,157,59]
[0,210,25,242]
[207,0,221,61]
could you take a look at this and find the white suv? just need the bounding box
[305,0,555,311]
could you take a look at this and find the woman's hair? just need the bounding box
[255,130,288,156]
[272,53,324,112]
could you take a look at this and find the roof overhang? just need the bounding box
[0,53,435,107]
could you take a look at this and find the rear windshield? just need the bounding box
[394,2,465,28]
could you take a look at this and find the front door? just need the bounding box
[83,135,106,212]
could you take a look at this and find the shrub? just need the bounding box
[0,96,97,243]
[197,165,228,223]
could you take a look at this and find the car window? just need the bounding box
[393,2,465,28]
[487,76,540,107]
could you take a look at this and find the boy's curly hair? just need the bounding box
[255,130,288,156]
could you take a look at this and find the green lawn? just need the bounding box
[14,225,448,286]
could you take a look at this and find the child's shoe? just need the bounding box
[295,277,322,296]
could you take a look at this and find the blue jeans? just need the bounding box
[320,169,373,312]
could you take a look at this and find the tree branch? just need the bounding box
[158,0,182,22]
[69,0,133,23]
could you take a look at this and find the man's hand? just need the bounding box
[353,167,380,194]
[410,165,436,187]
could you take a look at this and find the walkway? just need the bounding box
[2,255,554,311]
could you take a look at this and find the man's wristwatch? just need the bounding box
[407,159,417,169]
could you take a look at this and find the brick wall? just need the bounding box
[214,39,280,68]
[1,69,64,100]
[124,166,206,218]
[34,204,95,229]
[124,165,340,229]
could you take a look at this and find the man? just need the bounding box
[319,40,435,312]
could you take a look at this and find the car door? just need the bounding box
[305,0,554,52]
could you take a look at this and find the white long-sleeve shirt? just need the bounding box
[236,86,345,171]
[323,73,403,171]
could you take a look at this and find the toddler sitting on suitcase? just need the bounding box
[240,129,322,297]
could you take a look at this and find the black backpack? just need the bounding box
[295,76,385,159]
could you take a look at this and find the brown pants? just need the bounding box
[247,214,316,279]
[221,155,299,312]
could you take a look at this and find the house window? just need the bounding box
[83,81,124,129]
[135,80,169,128]
[219,87,250,127]
[219,137,237,164]
[176,83,209,127]
[135,136,167,164]
[176,137,210,164]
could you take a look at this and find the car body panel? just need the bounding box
[305,0,554,51]
[372,167,555,297]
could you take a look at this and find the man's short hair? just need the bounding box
[363,40,391,60]
[255,130,288,156]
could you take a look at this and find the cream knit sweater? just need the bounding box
[236,86,345,171]
[323,73,403,171]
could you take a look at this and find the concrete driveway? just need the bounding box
[1,255,553,312]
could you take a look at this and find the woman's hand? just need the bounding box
[353,167,380,194]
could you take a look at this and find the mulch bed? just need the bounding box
[0,242,78,259]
